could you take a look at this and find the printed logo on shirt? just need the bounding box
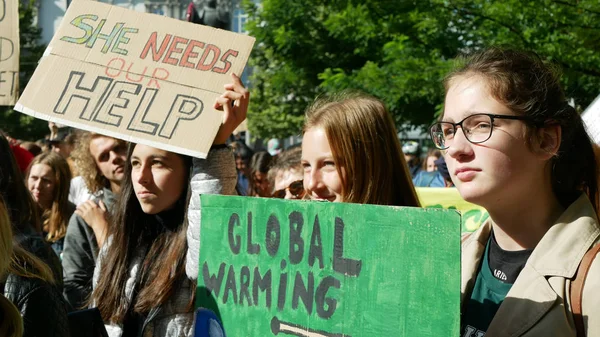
[493,269,507,281]
[463,325,485,337]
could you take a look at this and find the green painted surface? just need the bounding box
[197,195,461,336]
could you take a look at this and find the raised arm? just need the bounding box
[186,73,248,280]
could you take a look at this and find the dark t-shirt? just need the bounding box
[461,232,533,336]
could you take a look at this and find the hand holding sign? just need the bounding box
[14,0,255,158]
[213,73,249,145]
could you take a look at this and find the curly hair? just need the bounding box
[70,132,125,194]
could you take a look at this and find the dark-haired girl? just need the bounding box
[91,74,247,337]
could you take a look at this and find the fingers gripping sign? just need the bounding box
[212,73,249,145]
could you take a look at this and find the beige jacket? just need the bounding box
[462,195,600,337]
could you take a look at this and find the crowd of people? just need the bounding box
[1,47,599,337]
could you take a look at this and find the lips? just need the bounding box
[114,166,124,174]
[137,191,155,199]
[454,167,480,182]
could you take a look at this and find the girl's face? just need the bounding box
[443,75,546,208]
[130,145,187,215]
[301,127,343,202]
[253,171,271,197]
[426,155,438,172]
[27,163,56,209]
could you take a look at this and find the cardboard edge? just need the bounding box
[14,103,209,159]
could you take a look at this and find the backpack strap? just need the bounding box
[571,242,600,337]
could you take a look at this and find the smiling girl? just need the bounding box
[430,48,599,336]
[301,91,420,206]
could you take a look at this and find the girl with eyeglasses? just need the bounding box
[432,47,599,336]
[301,91,420,206]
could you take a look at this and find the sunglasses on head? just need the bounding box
[272,180,305,199]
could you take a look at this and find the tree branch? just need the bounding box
[551,0,600,16]
[445,4,530,47]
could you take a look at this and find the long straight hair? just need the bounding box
[25,152,72,242]
[0,133,41,233]
[0,199,23,337]
[91,144,194,322]
[304,91,421,207]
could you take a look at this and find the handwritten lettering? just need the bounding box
[53,71,203,139]
[140,32,240,74]
[60,14,139,55]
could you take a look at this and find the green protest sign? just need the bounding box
[197,195,460,336]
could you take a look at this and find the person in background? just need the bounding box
[25,152,76,257]
[269,146,305,199]
[433,47,600,335]
[0,200,23,337]
[302,91,420,206]
[232,141,253,195]
[248,151,273,197]
[62,133,127,310]
[20,142,42,157]
[402,140,422,178]
[413,148,445,187]
[423,148,441,172]
[0,144,70,336]
[434,156,454,187]
[0,133,63,288]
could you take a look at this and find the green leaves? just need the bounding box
[243,0,600,138]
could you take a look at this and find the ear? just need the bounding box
[535,124,561,160]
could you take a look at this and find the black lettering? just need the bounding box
[292,271,314,314]
[265,214,280,257]
[289,211,304,265]
[158,95,204,139]
[333,217,362,277]
[247,212,260,254]
[309,215,324,269]
[277,262,287,311]
[202,262,226,297]
[227,213,241,254]
[93,81,142,127]
[53,71,113,120]
[222,265,238,304]
[315,276,341,319]
[126,88,160,135]
[239,266,252,306]
[252,267,272,308]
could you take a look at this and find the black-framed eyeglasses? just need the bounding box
[429,113,532,150]
[272,180,305,199]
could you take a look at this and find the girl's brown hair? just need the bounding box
[445,47,598,212]
[303,91,420,207]
[25,152,72,243]
[91,144,194,322]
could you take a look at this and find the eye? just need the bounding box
[324,161,336,167]
[130,159,141,167]
[152,160,165,168]
[301,162,311,171]
[99,153,109,162]
[474,122,492,129]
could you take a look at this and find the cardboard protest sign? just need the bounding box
[0,0,19,105]
[14,0,254,158]
[583,94,600,145]
[416,187,489,233]
[197,196,461,336]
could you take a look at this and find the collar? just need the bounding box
[465,194,600,279]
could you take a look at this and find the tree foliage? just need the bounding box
[243,0,600,138]
[0,0,47,141]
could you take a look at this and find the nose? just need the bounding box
[32,179,42,191]
[446,127,474,160]
[52,146,61,154]
[135,164,152,186]
[304,167,323,195]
